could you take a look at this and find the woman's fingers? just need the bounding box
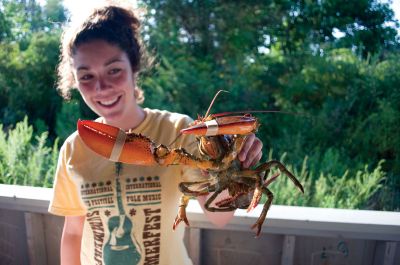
[248,151,262,168]
[238,134,263,168]
[238,134,255,162]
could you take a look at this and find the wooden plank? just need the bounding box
[383,242,397,265]
[0,184,52,214]
[2,184,400,265]
[186,200,400,241]
[187,228,202,265]
[360,240,376,265]
[1,185,400,241]
[43,214,63,265]
[0,209,30,264]
[25,212,47,265]
[281,235,295,265]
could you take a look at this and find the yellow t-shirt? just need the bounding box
[49,108,201,265]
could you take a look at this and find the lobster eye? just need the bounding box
[223,135,233,142]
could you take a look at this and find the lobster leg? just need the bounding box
[178,181,213,196]
[173,195,190,230]
[234,160,303,236]
[229,169,265,212]
[226,169,275,237]
[246,171,280,213]
[155,147,218,170]
[204,185,236,212]
[227,160,304,237]
[173,180,214,230]
[254,160,304,193]
[251,187,273,238]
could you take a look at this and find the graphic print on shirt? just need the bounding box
[80,165,164,264]
[125,175,162,264]
[81,179,115,264]
[103,162,141,264]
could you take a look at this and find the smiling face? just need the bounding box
[72,40,144,129]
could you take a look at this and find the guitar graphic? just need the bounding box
[103,162,141,264]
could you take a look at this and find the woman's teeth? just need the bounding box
[99,97,119,106]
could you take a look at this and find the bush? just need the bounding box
[0,117,58,187]
[262,151,387,210]
[0,117,390,210]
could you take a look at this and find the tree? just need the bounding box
[0,0,66,41]
[0,0,66,137]
[140,0,399,123]
[139,0,400,210]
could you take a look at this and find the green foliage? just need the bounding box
[0,117,58,187]
[265,151,387,210]
[55,100,82,143]
[0,0,66,42]
[138,0,400,210]
[0,31,63,137]
[311,162,385,209]
[141,0,399,60]
[55,92,97,143]
[0,0,65,138]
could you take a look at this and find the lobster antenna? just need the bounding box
[204,89,229,118]
[213,110,309,117]
[169,89,229,147]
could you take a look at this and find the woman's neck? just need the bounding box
[103,105,146,131]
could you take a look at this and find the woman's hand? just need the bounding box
[238,133,263,168]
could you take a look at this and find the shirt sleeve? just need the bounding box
[48,141,87,216]
[177,116,207,183]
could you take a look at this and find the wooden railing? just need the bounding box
[0,184,399,265]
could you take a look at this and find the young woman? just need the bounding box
[49,3,263,265]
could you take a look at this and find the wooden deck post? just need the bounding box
[281,235,296,265]
[187,227,202,265]
[383,242,398,265]
[25,212,47,265]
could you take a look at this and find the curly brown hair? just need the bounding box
[57,2,150,103]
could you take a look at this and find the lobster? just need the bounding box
[77,91,304,237]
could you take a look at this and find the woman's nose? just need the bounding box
[95,77,110,91]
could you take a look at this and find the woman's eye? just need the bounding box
[79,74,93,81]
[109,68,121,75]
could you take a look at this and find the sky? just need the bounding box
[62,0,137,21]
[60,0,400,40]
[60,0,400,27]
[392,1,400,21]
[35,0,400,33]
[60,0,399,23]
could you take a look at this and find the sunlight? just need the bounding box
[57,0,399,24]
[64,0,137,21]
[37,0,138,21]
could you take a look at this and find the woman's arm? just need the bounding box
[61,215,85,265]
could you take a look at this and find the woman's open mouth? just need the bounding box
[97,96,121,108]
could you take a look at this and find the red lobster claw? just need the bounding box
[180,115,259,136]
[77,120,217,170]
[77,120,158,165]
